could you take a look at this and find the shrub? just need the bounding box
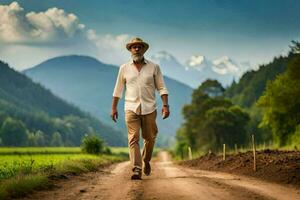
[81,134,105,154]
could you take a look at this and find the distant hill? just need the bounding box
[224,55,289,107]
[24,55,193,146]
[0,60,125,146]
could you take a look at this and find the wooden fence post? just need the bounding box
[235,144,238,154]
[180,148,184,160]
[252,134,257,171]
[188,146,193,160]
[223,144,226,161]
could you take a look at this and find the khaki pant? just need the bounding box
[125,109,158,171]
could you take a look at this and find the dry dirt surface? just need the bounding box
[21,151,300,200]
[179,149,300,187]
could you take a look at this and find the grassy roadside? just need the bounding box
[0,148,128,200]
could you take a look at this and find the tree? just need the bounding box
[0,117,28,146]
[202,106,250,151]
[35,130,46,146]
[51,132,63,147]
[0,112,7,127]
[289,40,300,55]
[175,127,189,159]
[27,132,37,146]
[26,130,47,146]
[258,52,300,146]
[175,79,250,153]
[290,124,300,149]
[198,79,225,97]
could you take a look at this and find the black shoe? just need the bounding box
[131,168,142,180]
[143,162,151,176]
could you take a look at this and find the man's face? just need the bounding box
[130,44,144,56]
[130,44,145,62]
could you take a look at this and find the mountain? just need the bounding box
[186,54,252,87]
[151,51,202,87]
[212,56,239,75]
[151,51,251,88]
[150,51,202,87]
[0,60,125,146]
[24,55,193,146]
[186,55,211,71]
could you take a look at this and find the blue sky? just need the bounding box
[0,0,299,70]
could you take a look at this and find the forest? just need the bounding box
[176,41,300,154]
[0,61,126,147]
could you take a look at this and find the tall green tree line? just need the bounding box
[258,41,300,147]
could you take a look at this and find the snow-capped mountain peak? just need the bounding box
[212,56,231,65]
[188,55,205,67]
[149,50,251,88]
[212,56,239,75]
[186,55,211,71]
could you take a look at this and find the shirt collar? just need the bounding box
[130,57,149,65]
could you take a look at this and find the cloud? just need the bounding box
[0,1,132,69]
[0,2,29,43]
[0,2,85,44]
[87,29,131,64]
[87,29,129,50]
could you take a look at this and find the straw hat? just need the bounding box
[126,37,149,52]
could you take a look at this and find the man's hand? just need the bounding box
[111,97,120,123]
[161,106,170,119]
[111,108,118,122]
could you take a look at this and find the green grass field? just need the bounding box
[0,153,114,180]
[0,147,129,180]
[0,147,129,200]
[0,147,130,155]
[0,147,82,155]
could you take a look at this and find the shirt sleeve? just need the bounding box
[154,64,169,96]
[112,65,125,98]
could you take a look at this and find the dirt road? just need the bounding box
[23,151,300,200]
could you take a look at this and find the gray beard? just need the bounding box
[131,54,144,62]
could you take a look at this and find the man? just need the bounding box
[111,37,170,180]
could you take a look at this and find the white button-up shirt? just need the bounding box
[113,58,169,115]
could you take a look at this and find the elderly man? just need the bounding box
[111,37,170,180]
